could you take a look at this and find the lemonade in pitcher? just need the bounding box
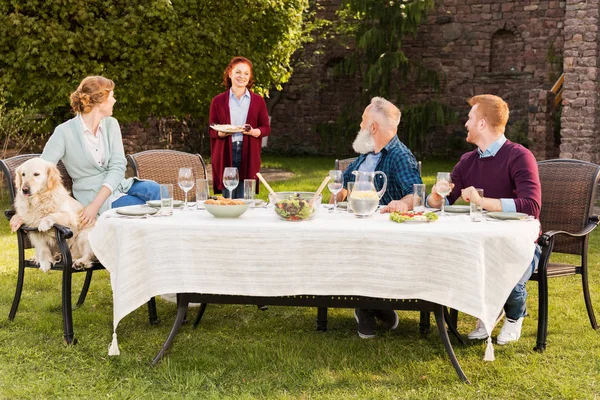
[348,170,387,218]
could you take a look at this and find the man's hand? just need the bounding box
[460,186,482,204]
[380,200,409,213]
[10,215,23,233]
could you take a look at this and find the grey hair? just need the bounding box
[369,97,401,129]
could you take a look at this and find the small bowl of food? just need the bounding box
[269,192,322,221]
[204,197,249,218]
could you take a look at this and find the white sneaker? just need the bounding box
[467,310,506,340]
[496,316,524,345]
[467,319,489,340]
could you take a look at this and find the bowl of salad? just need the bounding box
[269,192,322,221]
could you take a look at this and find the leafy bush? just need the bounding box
[0,0,308,123]
[0,99,47,159]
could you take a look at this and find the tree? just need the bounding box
[0,0,308,123]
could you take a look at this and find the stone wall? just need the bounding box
[268,0,568,158]
[560,0,600,162]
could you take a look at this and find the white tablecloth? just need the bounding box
[89,206,540,355]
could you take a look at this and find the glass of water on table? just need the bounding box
[328,170,343,212]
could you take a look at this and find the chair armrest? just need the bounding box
[4,208,15,220]
[537,218,599,247]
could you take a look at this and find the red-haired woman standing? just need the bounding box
[209,57,271,198]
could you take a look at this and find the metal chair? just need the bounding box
[532,159,600,352]
[1,154,158,345]
[127,149,207,201]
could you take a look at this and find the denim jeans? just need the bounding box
[111,180,161,208]
[504,244,542,320]
[222,141,244,199]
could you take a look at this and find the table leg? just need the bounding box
[316,307,328,331]
[443,307,466,345]
[152,294,189,365]
[192,303,208,329]
[433,305,470,384]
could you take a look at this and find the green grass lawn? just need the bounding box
[0,156,599,399]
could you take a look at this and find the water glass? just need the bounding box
[160,184,174,216]
[244,179,256,204]
[328,170,344,212]
[196,178,209,210]
[413,184,426,212]
[178,167,194,210]
[436,172,452,216]
[347,181,355,213]
[470,188,484,222]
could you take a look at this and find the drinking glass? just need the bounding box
[436,172,452,216]
[223,167,239,199]
[160,184,174,216]
[178,167,194,210]
[328,170,344,212]
[413,184,426,212]
[196,178,209,210]
[244,179,256,205]
[346,181,355,213]
[470,188,484,222]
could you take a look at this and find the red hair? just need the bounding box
[222,56,254,90]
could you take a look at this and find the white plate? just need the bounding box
[210,124,245,133]
[115,205,159,216]
[146,200,185,209]
[444,205,470,213]
[486,212,529,220]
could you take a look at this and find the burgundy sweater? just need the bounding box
[448,141,541,219]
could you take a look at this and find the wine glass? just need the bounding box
[223,167,239,199]
[178,167,194,210]
[436,172,452,216]
[328,170,344,212]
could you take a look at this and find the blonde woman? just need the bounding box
[40,76,160,225]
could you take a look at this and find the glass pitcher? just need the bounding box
[348,170,388,218]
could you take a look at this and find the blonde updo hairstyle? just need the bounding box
[70,76,115,114]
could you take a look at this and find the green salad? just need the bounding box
[274,197,315,221]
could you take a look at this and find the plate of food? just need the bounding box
[210,124,245,133]
[486,212,529,220]
[115,205,159,216]
[390,211,439,223]
[204,197,249,218]
[444,205,471,213]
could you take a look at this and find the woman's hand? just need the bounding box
[243,124,261,138]
[80,204,100,227]
[10,215,23,232]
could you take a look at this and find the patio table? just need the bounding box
[89,205,539,382]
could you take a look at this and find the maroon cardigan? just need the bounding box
[209,91,271,193]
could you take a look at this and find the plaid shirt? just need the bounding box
[343,136,422,205]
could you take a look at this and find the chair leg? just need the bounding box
[8,262,26,321]
[76,270,94,307]
[581,263,598,330]
[534,275,549,352]
[147,297,159,325]
[433,305,470,383]
[316,307,328,331]
[193,304,208,328]
[61,264,76,345]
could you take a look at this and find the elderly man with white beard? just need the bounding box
[334,97,423,339]
[333,96,422,214]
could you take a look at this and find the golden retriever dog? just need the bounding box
[11,158,95,272]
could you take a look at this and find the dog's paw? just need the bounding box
[39,261,52,272]
[38,217,55,232]
[73,259,92,270]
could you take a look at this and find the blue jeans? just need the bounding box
[111,180,161,208]
[222,141,244,199]
[504,244,541,320]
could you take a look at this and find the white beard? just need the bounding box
[352,128,375,154]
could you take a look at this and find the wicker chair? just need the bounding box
[532,159,600,352]
[1,154,158,345]
[127,150,207,201]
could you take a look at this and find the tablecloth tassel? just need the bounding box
[484,336,495,361]
[108,332,120,356]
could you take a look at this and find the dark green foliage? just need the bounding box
[0,0,308,123]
